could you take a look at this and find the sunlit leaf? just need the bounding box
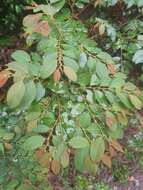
[129,94,143,110]
[64,66,77,81]
[69,136,89,149]
[23,135,45,150]
[7,81,25,108]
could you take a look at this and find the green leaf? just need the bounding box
[3,133,14,141]
[133,50,143,64]
[61,149,69,168]
[117,93,133,109]
[23,135,45,150]
[69,136,89,149]
[17,80,36,110]
[107,126,124,139]
[11,50,31,64]
[78,72,90,86]
[84,156,97,174]
[40,54,57,79]
[50,0,60,3]
[105,91,115,103]
[87,57,97,70]
[90,137,105,161]
[74,147,89,172]
[129,95,143,110]
[54,142,65,160]
[33,124,49,133]
[79,52,87,68]
[8,61,28,74]
[0,143,4,154]
[110,78,125,89]
[64,66,77,81]
[36,82,45,101]
[123,82,136,91]
[79,111,91,128]
[96,61,109,79]
[7,81,25,108]
[97,52,113,64]
[63,56,79,71]
[137,0,143,7]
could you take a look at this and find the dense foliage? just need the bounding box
[0,0,143,189]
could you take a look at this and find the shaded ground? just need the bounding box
[47,124,143,190]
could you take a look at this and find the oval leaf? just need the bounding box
[69,136,89,149]
[17,80,36,110]
[117,93,133,109]
[64,66,77,82]
[40,54,57,79]
[23,135,45,150]
[11,50,31,64]
[109,139,124,153]
[101,154,112,168]
[74,147,89,172]
[53,69,61,83]
[51,160,61,175]
[61,149,69,168]
[129,94,143,110]
[90,137,105,162]
[7,81,25,108]
[0,70,11,88]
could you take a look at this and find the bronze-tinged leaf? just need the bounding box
[0,70,11,88]
[101,154,112,168]
[51,160,61,175]
[64,66,77,82]
[84,156,98,174]
[53,69,61,83]
[27,119,37,133]
[106,111,117,128]
[109,139,124,153]
[23,13,42,30]
[106,117,114,127]
[117,112,128,125]
[109,145,117,157]
[61,149,69,168]
[39,152,51,168]
[34,21,50,37]
[23,13,50,36]
[4,143,13,151]
[35,148,45,159]
[107,64,116,75]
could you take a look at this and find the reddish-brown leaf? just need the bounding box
[4,143,13,150]
[35,148,45,159]
[0,70,11,88]
[64,66,77,81]
[106,111,117,128]
[51,160,61,175]
[34,21,50,37]
[39,152,51,168]
[107,64,116,75]
[101,154,112,168]
[109,139,124,153]
[109,145,117,157]
[53,69,61,83]
[106,117,114,127]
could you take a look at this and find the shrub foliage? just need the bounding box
[0,0,143,189]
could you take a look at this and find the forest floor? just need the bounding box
[47,124,143,190]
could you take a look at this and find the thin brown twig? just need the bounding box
[45,97,61,149]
